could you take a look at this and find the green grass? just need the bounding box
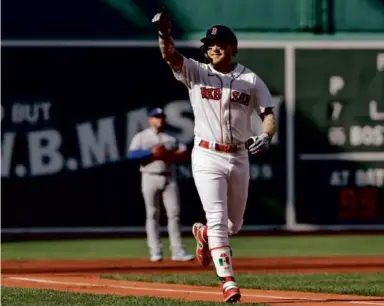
[1,287,266,306]
[2,235,384,260]
[102,272,384,297]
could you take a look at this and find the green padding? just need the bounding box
[104,0,383,33]
[163,0,315,31]
[334,0,384,31]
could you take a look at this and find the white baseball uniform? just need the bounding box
[172,56,273,275]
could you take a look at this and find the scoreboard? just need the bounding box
[295,49,384,225]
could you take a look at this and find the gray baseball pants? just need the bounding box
[141,173,184,255]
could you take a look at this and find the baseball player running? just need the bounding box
[152,8,277,303]
[128,108,194,263]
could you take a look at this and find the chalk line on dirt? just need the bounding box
[6,276,384,306]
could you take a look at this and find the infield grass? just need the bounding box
[2,235,384,260]
[101,272,384,297]
[1,287,266,306]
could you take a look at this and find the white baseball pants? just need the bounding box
[191,145,250,249]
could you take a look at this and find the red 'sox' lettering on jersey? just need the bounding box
[230,90,250,106]
[200,87,222,100]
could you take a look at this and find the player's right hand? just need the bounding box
[151,7,172,37]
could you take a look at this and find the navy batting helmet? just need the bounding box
[200,25,238,56]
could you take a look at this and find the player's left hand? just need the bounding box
[246,133,272,155]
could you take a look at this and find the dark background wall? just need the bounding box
[1,0,383,233]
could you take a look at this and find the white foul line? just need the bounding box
[6,277,384,305]
[299,152,384,161]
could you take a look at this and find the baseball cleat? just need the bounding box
[171,250,195,262]
[220,276,241,303]
[192,222,212,267]
[149,252,163,262]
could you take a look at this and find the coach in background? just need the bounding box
[127,108,194,262]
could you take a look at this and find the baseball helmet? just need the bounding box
[200,25,238,57]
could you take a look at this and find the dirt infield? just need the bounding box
[2,257,384,305]
[3,256,384,274]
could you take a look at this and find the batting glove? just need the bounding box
[152,7,172,38]
[246,133,272,156]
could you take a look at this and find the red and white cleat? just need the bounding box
[220,276,241,303]
[192,222,212,267]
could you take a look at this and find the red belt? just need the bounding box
[198,140,244,153]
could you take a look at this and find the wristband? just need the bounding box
[261,132,272,138]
